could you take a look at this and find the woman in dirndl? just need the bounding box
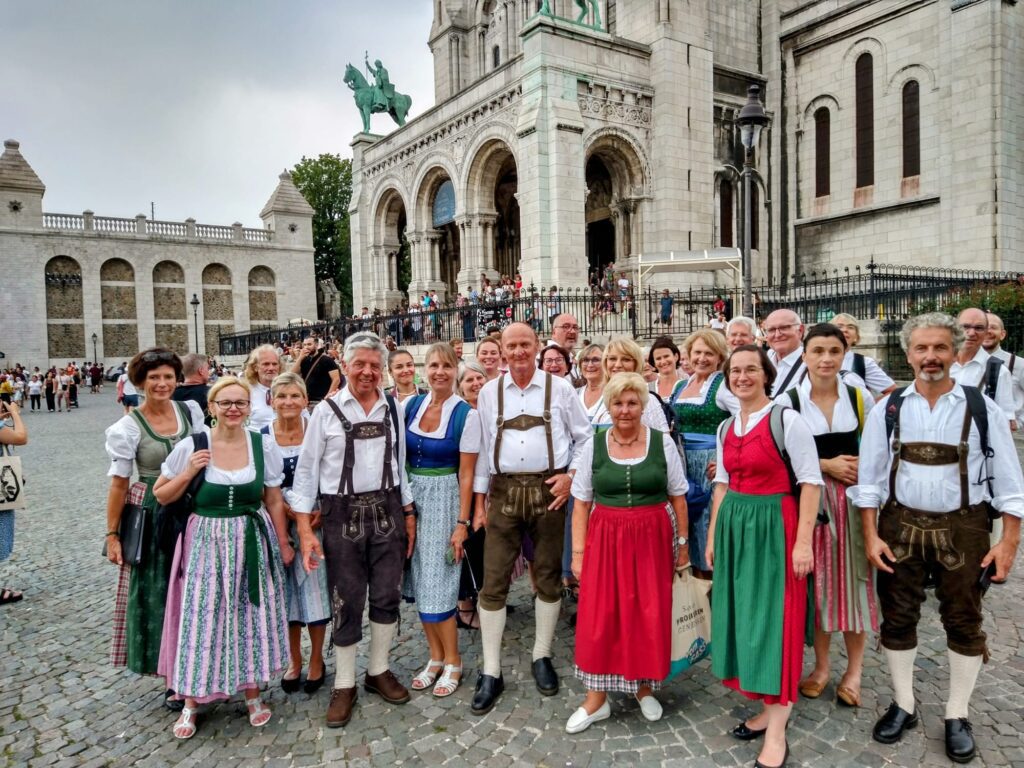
[0,400,27,605]
[262,372,331,696]
[103,348,204,708]
[668,329,738,579]
[155,376,292,739]
[777,324,877,708]
[708,345,822,768]
[403,343,481,698]
[567,373,689,733]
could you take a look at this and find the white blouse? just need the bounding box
[669,372,740,415]
[161,428,285,487]
[105,400,206,478]
[775,378,874,436]
[583,390,670,432]
[401,392,482,454]
[842,351,895,393]
[571,429,688,502]
[713,401,824,486]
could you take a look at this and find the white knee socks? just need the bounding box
[367,620,396,677]
[884,646,918,714]
[946,650,983,720]
[533,597,562,661]
[333,644,357,689]
[479,605,507,677]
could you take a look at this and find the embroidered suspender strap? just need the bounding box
[492,373,555,473]
[494,374,506,470]
[543,372,554,473]
[324,398,356,495]
[381,396,395,490]
[957,404,973,511]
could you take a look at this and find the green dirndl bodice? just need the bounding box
[126,402,192,675]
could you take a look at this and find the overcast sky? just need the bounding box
[4,0,435,226]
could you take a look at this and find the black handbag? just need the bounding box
[102,502,148,566]
[154,432,208,556]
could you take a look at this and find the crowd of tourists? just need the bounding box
[5,300,1008,766]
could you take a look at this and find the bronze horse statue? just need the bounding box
[344,63,412,134]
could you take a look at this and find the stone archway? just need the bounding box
[463,138,518,288]
[371,187,409,308]
[100,258,139,357]
[248,266,278,327]
[44,255,85,360]
[412,166,460,301]
[584,131,647,271]
[152,260,188,352]
[201,263,233,356]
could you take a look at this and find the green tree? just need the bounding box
[290,154,353,315]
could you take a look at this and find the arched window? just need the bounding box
[814,107,831,197]
[855,53,874,188]
[720,179,734,248]
[902,80,921,178]
[493,45,500,69]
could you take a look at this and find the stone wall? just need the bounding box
[248,289,277,323]
[153,286,186,320]
[47,323,84,359]
[202,288,233,321]
[100,285,137,320]
[103,323,139,358]
[155,324,189,354]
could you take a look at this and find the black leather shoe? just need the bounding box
[164,689,185,712]
[532,657,559,696]
[945,718,976,764]
[281,675,301,694]
[754,742,789,768]
[731,721,767,741]
[303,674,325,695]
[872,701,919,744]
[470,673,504,715]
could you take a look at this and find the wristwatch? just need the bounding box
[456,519,471,528]
[677,536,688,546]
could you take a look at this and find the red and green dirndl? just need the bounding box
[711,416,808,705]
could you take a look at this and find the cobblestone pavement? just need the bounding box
[1,393,1022,768]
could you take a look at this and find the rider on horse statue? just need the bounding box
[366,54,395,112]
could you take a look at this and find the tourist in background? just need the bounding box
[43,371,57,413]
[402,343,481,698]
[291,336,341,405]
[156,376,291,739]
[708,345,822,768]
[777,324,876,709]
[27,375,41,412]
[671,329,737,578]
[244,345,281,431]
[455,361,488,629]
[386,349,427,403]
[104,348,205,706]
[172,353,211,422]
[0,400,27,605]
[831,313,896,398]
[263,373,330,696]
[56,369,72,412]
[567,373,688,732]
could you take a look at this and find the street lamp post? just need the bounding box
[91,332,98,364]
[190,294,201,353]
[737,84,769,318]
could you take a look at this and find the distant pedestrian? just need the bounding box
[0,400,27,606]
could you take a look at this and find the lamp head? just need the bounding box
[738,84,769,151]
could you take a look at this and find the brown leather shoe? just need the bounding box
[326,687,357,728]
[364,670,410,704]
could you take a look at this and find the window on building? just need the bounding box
[720,179,734,248]
[902,80,921,178]
[814,107,830,197]
[493,45,500,69]
[855,53,874,188]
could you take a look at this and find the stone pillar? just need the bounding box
[135,214,148,234]
[232,222,245,242]
[406,230,428,299]
[83,210,94,231]
[425,230,447,302]
[185,217,197,237]
[477,213,500,283]
[455,214,476,290]
[350,132,383,313]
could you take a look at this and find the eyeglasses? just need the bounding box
[581,357,602,365]
[959,323,987,333]
[764,324,798,336]
[728,367,764,377]
[555,324,580,332]
[542,358,566,367]
[213,400,250,410]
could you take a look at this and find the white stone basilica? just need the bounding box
[349,0,1024,311]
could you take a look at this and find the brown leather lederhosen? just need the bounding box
[318,396,406,647]
[876,403,990,657]
[479,373,567,610]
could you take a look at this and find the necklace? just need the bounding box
[609,429,640,447]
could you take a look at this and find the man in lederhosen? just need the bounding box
[470,322,593,715]
[291,331,416,728]
[856,312,1022,763]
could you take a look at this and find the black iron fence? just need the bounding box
[219,261,1024,359]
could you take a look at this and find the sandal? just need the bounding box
[246,696,272,727]
[173,706,198,740]
[798,675,829,699]
[411,660,444,691]
[0,588,23,606]
[456,608,479,630]
[433,664,462,698]
[836,674,861,707]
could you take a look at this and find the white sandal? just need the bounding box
[433,664,463,698]
[411,659,444,691]
[246,696,272,728]
[173,706,198,740]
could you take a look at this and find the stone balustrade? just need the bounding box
[41,210,275,243]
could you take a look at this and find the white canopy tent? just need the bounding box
[633,248,742,300]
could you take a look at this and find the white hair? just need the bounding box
[900,312,965,353]
[726,316,757,334]
[343,331,388,365]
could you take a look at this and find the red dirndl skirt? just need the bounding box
[574,501,674,681]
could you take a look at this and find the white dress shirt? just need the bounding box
[474,369,593,493]
[248,382,275,432]
[990,346,1024,425]
[841,351,895,394]
[571,430,688,501]
[713,402,824,487]
[768,347,805,397]
[950,347,1016,425]
[289,387,413,512]
[775,377,874,437]
[852,383,1024,517]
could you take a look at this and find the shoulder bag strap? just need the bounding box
[769,405,799,495]
[787,388,800,412]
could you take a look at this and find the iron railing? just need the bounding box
[219,260,1024,358]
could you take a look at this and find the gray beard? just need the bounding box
[917,369,948,382]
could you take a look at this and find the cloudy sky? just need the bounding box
[4,0,436,226]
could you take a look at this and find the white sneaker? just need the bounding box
[565,700,611,734]
[636,693,663,722]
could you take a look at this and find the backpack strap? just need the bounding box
[884,386,909,443]
[1008,354,1016,374]
[385,392,402,476]
[786,388,800,412]
[961,385,994,497]
[847,384,865,439]
[768,404,800,495]
[983,356,1002,400]
[852,352,867,382]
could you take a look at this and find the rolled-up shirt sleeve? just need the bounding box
[261,435,284,488]
[851,394,891,510]
[290,405,328,514]
[985,397,1024,518]
[474,387,497,494]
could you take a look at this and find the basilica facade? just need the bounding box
[349,0,1024,311]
